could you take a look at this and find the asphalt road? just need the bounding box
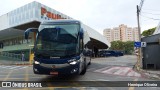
[0,55,160,90]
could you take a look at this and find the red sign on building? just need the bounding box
[41,7,65,19]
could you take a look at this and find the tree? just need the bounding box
[110,41,134,54]
[110,41,124,50]
[142,27,156,37]
[123,41,134,54]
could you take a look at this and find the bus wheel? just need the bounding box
[80,61,87,75]
[88,58,91,65]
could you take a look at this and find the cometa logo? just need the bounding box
[41,7,65,19]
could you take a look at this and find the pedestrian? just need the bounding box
[21,52,25,61]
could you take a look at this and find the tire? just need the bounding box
[80,61,87,75]
[88,58,91,65]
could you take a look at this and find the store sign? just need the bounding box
[41,7,64,19]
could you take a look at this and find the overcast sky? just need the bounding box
[0,0,160,34]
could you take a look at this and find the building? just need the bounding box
[103,24,139,42]
[133,27,139,41]
[140,20,160,69]
[103,28,112,42]
[0,1,110,61]
[113,27,121,41]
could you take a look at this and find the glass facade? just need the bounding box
[0,35,33,61]
[8,1,72,26]
[2,36,32,46]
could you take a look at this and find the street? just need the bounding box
[0,55,160,90]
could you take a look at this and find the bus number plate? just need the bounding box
[50,71,58,75]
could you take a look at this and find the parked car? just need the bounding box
[98,51,106,57]
[98,50,124,57]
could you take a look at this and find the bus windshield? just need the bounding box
[35,24,80,57]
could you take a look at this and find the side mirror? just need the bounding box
[24,28,38,39]
[80,28,84,39]
[0,42,3,49]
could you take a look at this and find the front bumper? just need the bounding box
[33,62,80,75]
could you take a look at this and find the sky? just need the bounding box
[0,0,160,35]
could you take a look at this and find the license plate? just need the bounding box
[50,71,58,75]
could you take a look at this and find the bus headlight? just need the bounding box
[68,59,79,65]
[69,61,77,65]
[35,61,40,64]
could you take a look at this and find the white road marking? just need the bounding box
[94,66,142,77]
[12,66,28,70]
[9,66,22,69]
[114,67,131,75]
[0,65,28,70]
[94,66,112,72]
[102,67,121,74]
[0,65,14,68]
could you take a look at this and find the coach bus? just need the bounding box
[25,20,92,75]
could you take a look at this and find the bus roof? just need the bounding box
[41,19,81,25]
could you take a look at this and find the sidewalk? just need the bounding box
[134,65,160,80]
[142,70,160,79]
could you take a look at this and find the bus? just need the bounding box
[25,19,92,75]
